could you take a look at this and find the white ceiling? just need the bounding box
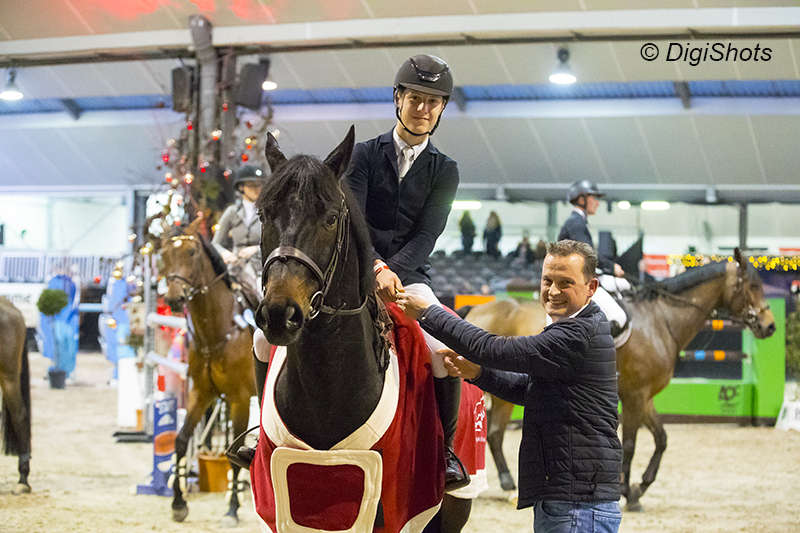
[1,1,800,204]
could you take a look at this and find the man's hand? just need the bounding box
[614,263,625,278]
[375,268,404,303]
[441,349,482,380]
[396,292,433,320]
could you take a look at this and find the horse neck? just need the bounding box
[185,259,233,346]
[651,273,729,350]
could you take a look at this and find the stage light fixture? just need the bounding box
[549,48,576,85]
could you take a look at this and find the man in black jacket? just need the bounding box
[560,179,629,337]
[343,53,469,492]
[398,240,623,532]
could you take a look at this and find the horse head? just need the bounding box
[255,125,364,346]
[723,248,776,339]
[160,217,207,313]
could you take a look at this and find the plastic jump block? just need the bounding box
[694,350,705,360]
[713,350,726,361]
[712,319,724,330]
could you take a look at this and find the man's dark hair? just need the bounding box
[546,240,597,282]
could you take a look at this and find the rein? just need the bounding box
[262,192,368,320]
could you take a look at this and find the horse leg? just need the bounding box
[422,495,472,533]
[619,396,644,512]
[171,387,214,522]
[218,397,250,528]
[1,365,32,495]
[627,401,667,510]
[487,395,516,491]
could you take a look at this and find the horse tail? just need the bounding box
[455,305,474,319]
[2,339,31,457]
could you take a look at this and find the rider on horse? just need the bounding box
[212,165,267,309]
[343,54,470,492]
[559,179,630,337]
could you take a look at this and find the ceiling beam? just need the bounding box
[2,8,800,68]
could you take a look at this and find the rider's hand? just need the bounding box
[238,246,259,259]
[221,250,238,264]
[442,349,482,381]
[614,263,625,278]
[396,292,434,320]
[375,268,404,303]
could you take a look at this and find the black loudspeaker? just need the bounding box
[171,67,194,113]
[234,60,270,110]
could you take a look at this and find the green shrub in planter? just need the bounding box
[36,289,69,317]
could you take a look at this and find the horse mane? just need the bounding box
[634,260,728,301]
[199,232,232,289]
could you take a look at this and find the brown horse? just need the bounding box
[160,218,256,527]
[463,249,775,511]
[0,297,31,496]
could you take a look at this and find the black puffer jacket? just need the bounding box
[418,301,621,509]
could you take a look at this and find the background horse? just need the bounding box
[160,218,256,527]
[463,250,775,511]
[0,297,31,495]
[250,126,477,533]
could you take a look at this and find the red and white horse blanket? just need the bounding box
[250,304,486,533]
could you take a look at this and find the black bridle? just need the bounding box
[261,192,367,320]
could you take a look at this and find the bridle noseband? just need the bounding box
[262,193,366,320]
[729,268,770,329]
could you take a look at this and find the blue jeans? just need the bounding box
[533,501,622,533]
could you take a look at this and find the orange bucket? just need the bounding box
[198,453,231,492]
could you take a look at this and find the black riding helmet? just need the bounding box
[234,165,267,189]
[568,179,605,205]
[394,54,453,136]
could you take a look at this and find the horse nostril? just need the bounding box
[255,302,268,330]
[284,304,304,332]
[766,323,776,335]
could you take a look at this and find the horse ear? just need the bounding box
[188,215,204,234]
[733,247,747,275]
[324,125,355,179]
[264,131,287,173]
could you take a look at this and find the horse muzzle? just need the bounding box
[255,296,305,346]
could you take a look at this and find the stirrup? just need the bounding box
[224,425,260,470]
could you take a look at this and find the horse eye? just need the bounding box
[326,214,338,227]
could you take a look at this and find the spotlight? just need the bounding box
[0,69,23,100]
[549,48,576,85]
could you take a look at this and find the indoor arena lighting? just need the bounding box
[549,48,576,85]
[617,201,631,210]
[641,201,670,211]
[0,68,23,100]
[452,200,482,210]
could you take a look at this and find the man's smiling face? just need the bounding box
[541,253,598,322]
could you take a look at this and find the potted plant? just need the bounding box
[36,288,69,389]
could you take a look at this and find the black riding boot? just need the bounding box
[226,353,268,470]
[434,375,470,492]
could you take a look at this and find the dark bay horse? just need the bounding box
[463,250,775,511]
[0,297,31,495]
[250,126,475,533]
[160,218,256,527]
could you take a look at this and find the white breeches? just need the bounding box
[403,283,449,377]
[592,285,627,326]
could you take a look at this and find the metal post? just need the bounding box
[546,201,558,242]
[739,203,748,251]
